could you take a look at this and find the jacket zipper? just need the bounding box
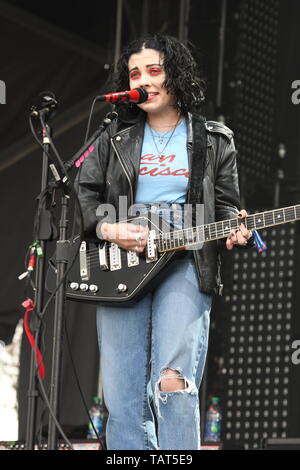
[186,141,192,203]
[186,113,193,204]
[111,136,134,207]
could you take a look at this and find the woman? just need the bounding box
[77,34,252,450]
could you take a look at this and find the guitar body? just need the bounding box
[46,212,180,306]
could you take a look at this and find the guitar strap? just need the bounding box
[187,115,207,224]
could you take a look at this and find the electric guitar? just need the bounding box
[46,204,300,306]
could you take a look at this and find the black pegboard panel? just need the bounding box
[205,223,299,449]
[233,0,280,181]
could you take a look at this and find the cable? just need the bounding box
[34,355,74,450]
[22,297,71,448]
[84,96,100,144]
[64,312,106,449]
[71,95,99,240]
[39,112,85,244]
[83,73,113,144]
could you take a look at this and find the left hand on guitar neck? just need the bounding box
[226,209,252,250]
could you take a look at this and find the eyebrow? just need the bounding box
[128,63,163,73]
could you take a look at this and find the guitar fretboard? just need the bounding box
[156,204,300,252]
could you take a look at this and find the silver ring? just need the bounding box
[135,233,142,242]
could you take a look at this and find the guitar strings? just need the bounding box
[83,206,300,267]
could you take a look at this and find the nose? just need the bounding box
[137,72,152,89]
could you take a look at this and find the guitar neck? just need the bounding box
[157,204,300,252]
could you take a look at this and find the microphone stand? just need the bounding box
[63,111,118,172]
[47,189,70,450]
[47,110,118,450]
[25,122,52,450]
[24,93,118,449]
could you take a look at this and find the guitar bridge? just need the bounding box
[146,230,158,262]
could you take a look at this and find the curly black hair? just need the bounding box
[113,34,205,119]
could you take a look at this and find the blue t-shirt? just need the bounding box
[135,119,189,204]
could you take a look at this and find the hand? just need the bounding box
[101,222,149,253]
[226,209,252,250]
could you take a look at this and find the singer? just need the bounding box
[76,34,253,450]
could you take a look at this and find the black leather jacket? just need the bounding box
[76,112,241,295]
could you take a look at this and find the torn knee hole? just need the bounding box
[159,369,187,392]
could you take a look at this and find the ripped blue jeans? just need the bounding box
[96,252,212,450]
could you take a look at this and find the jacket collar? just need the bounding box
[113,110,209,140]
[110,111,210,175]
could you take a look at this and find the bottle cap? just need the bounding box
[93,396,101,404]
[211,397,219,404]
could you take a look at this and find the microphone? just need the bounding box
[30,90,58,120]
[97,87,148,104]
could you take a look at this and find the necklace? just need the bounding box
[147,116,181,157]
[149,124,179,144]
[151,128,171,145]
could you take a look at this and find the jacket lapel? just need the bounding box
[187,113,207,207]
[112,117,145,182]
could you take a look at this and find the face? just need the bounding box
[128,48,176,115]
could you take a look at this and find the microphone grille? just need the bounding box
[135,88,148,104]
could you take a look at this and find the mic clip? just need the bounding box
[30,91,58,121]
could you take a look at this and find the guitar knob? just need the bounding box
[89,284,99,293]
[70,282,79,291]
[117,283,128,293]
[80,283,89,292]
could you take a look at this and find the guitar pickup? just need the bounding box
[127,250,139,267]
[99,243,109,270]
[109,243,122,271]
[79,241,90,280]
[146,230,158,262]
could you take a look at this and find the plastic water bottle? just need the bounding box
[87,396,103,439]
[204,396,222,442]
